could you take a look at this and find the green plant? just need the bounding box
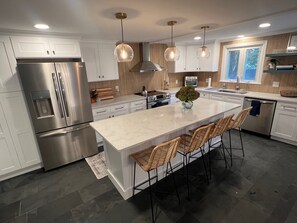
[175,86,200,102]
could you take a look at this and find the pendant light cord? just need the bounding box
[171,24,173,46]
[203,27,206,47]
[121,19,124,43]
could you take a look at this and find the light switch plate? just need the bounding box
[272,82,280,87]
[175,80,178,84]
[115,85,119,92]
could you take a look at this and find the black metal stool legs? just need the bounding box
[147,171,155,223]
[169,162,180,204]
[239,129,245,157]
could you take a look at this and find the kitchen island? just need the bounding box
[90,98,240,199]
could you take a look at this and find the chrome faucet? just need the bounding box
[235,75,240,90]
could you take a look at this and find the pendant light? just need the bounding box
[164,21,180,62]
[114,12,134,62]
[198,26,210,58]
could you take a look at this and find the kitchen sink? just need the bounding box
[204,88,248,94]
[218,89,248,94]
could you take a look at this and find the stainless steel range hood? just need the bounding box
[130,42,165,72]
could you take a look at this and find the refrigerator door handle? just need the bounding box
[52,73,64,118]
[39,130,68,138]
[65,124,90,134]
[57,72,70,117]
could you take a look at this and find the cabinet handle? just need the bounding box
[134,103,143,106]
[282,106,297,111]
[53,51,55,55]
[96,110,107,114]
[47,50,50,55]
[135,108,143,111]
[115,106,124,110]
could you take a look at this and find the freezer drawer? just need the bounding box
[37,123,97,170]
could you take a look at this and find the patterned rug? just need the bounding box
[85,151,107,180]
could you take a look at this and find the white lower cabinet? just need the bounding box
[271,102,297,143]
[0,92,41,178]
[207,92,243,117]
[130,100,147,113]
[93,100,146,145]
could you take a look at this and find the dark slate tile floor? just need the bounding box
[1,131,297,223]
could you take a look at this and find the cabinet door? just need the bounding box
[0,36,21,92]
[10,36,51,58]
[271,103,297,141]
[168,45,186,73]
[93,107,111,145]
[186,46,199,71]
[80,42,101,82]
[0,92,41,168]
[199,42,219,72]
[0,103,21,175]
[110,103,129,117]
[210,93,225,101]
[98,42,119,81]
[49,38,81,58]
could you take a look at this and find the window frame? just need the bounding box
[220,40,267,84]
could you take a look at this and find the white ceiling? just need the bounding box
[0,0,297,44]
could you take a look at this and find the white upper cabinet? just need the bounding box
[168,42,220,73]
[80,41,119,82]
[168,45,186,73]
[0,36,21,92]
[10,36,81,58]
[199,41,220,72]
[185,45,199,71]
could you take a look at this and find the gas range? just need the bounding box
[135,90,171,109]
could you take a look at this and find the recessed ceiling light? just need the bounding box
[194,36,201,40]
[259,23,271,28]
[237,35,245,38]
[34,24,49,30]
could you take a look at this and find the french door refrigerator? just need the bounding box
[18,62,97,170]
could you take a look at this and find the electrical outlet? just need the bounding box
[115,85,119,92]
[175,80,178,84]
[272,82,280,88]
[206,78,209,83]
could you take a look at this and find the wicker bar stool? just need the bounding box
[130,137,181,223]
[207,114,234,177]
[226,107,252,166]
[177,123,214,198]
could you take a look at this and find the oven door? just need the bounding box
[148,99,170,109]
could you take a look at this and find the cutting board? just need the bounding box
[97,88,114,100]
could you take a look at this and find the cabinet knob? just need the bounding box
[102,75,104,78]
[53,51,55,55]
[47,50,49,55]
[98,75,101,78]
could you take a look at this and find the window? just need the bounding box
[221,41,267,84]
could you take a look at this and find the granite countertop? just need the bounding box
[160,87,297,104]
[90,98,240,151]
[91,94,145,108]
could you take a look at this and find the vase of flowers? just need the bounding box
[175,86,200,109]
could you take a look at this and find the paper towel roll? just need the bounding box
[208,77,212,88]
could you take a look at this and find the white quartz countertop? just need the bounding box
[90,98,240,151]
[160,87,297,104]
[92,94,145,108]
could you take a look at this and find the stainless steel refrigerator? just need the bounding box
[18,62,97,170]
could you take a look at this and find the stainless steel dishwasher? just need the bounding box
[241,97,277,136]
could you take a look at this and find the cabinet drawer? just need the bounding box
[92,107,110,116]
[227,96,243,104]
[110,103,129,113]
[200,92,210,99]
[277,102,297,113]
[130,100,146,108]
[210,94,225,101]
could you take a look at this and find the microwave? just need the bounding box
[184,76,198,87]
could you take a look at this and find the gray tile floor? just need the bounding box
[1,131,297,223]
